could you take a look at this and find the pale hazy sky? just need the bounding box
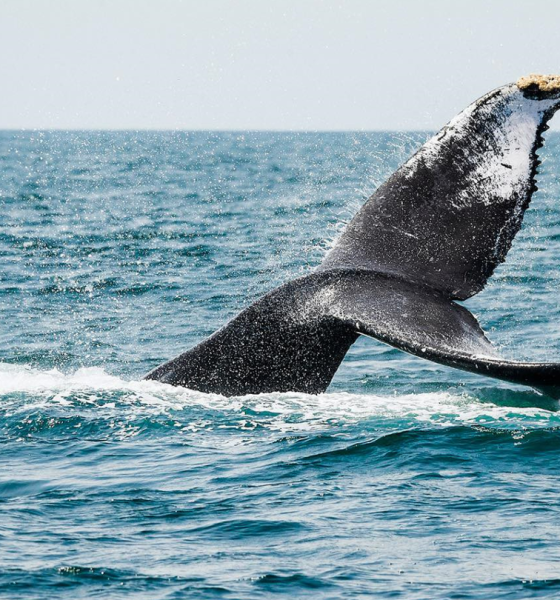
[1,0,560,130]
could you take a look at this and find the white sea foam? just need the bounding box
[0,362,557,433]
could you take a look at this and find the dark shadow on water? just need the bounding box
[474,386,560,412]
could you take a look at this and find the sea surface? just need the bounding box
[1,130,560,599]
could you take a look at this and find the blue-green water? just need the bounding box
[2,130,560,599]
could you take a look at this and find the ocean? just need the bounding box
[1,130,560,599]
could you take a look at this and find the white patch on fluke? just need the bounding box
[409,85,559,211]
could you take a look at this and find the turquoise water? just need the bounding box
[2,130,560,599]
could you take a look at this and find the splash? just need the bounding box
[1,363,558,435]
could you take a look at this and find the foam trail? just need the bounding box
[1,363,558,433]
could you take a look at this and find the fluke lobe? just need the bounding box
[146,74,560,397]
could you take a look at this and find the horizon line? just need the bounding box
[0,127,437,133]
[1,127,559,134]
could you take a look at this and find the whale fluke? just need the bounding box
[146,76,560,397]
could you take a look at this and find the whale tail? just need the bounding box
[146,75,560,397]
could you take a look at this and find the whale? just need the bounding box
[146,74,560,397]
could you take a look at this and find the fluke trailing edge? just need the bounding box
[146,74,560,397]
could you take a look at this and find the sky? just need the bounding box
[1,0,560,130]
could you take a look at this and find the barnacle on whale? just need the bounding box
[517,74,560,93]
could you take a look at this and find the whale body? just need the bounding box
[146,75,560,397]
